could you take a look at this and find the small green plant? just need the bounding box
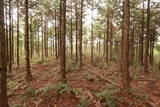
[56,82,70,96]
[71,88,83,97]
[77,96,90,107]
[130,74,140,81]
[66,59,78,73]
[128,88,138,98]
[93,58,108,70]
[12,104,23,107]
[96,84,120,107]
[24,87,37,98]
[7,80,23,95]
[83,72,94,81]
[36,84,54,97]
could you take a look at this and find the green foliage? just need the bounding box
[55,82,70,96]
[36,83,54,97]
[66,59,79,73]
[130,72,140,81]
[8,80,20,89]
[12,104,23,107]
[71,88,83,97]
[7,80,23,95]
[77,96,90,107]
[96,84,120,107]
[83,72,94,81]
[93,57,108,70]
[24,87,37,98]
[128,88,138,98]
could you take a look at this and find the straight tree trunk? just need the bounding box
[5,0,9,65]
[41,15,44,62]
[75,1,78,62]
[140,0,144,66]
[130,23,135,64]
[9,0,12,73]
[98,32,101,54]
[106,16,109,62]
[103,31,106,56]
[122,0,130,90]
[11,7,14,62]
[55,10,58,59]
[79,0,84,70]
[110,23,113,60]
[37,27,40,56]
[30,17,33,59]
[0,0,9,106]
[91,0,94,63]
[70,2,73,59]
[60,0,66,83]
[25,0,32,81]
[144,0,150,73]
[17,0,20,67]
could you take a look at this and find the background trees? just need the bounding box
[0,0,160,106]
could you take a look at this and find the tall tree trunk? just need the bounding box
[79,0,84,70]
[25,0,32,81]
[5,0,9,65]
[103,31,106,56]
[17,0,20,67]
[44,23,47,58]
[99,32,101,54]
[70,1,73,59]
[91,0,94,63]
[11,7,14,63]
[30,17,33,59]
[140,0,144,66]
[60,0,66,82]
[37,27,40,56]
[130,22,135,64]
[75,1,78,62]
[9,0,12,73]
[55,10,58,59]
[41,15,44,62]
[144,0,150,73]
[110,23,113,60]
[106,16,109,62]
[149,41,154,66]
[0,0,9,106]
[122,0,130,90]
[46,24,48,57]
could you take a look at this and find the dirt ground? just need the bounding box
[8,57,160,107]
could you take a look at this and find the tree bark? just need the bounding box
[122,0,130,90]
[25,0,32,81]
[60,0,66,83]
[8,0,12,73]
[140,0,144,66]
[55,10,58,59]
[79,0,84,70]
[75,0,78,62]
[70,1,73,59]
[41,14,44,62]
[144,0,150,73]
[91,0,94,63]
[105,16,109,63]
[17,0,20,67]
[0,0,9,106]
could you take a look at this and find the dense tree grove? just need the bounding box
[0,0,160,106]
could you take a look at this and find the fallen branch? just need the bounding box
[86,67,122,88]
[86,90,102,107]
[85,65,157,107]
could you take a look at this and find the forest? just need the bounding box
[0,0,160,107]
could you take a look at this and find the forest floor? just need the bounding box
[8,56,160,107]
